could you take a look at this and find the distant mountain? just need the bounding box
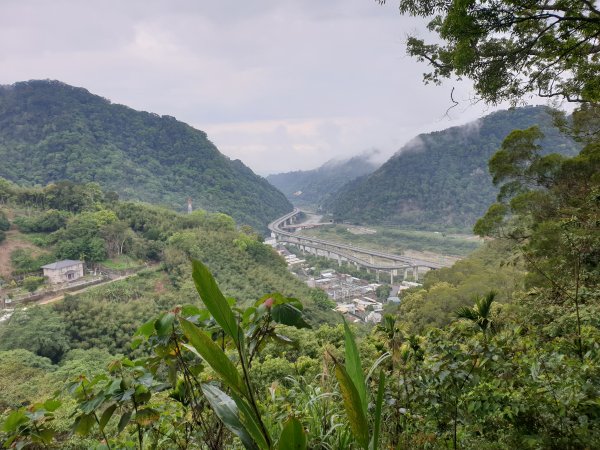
[0,80,292,232]
[267,151,380,208]
[326,106,579,231]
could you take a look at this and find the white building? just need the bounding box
[41,260,84,284]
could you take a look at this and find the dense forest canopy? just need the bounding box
[0,179,335,357]
[327,106,579,230]
[0,80,292,232]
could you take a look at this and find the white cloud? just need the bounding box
[0,0,510,174]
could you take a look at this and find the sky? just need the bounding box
[1,0,510,175]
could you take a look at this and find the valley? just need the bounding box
[1,8,598,443]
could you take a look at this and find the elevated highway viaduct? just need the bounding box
[268,209,449,283]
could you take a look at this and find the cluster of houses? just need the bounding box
[334,297,384,324]
[271,244,424,325]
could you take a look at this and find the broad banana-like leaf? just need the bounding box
[333,361,369,449]
[230,390,271,450]
[278,417,307,450]
[192,259,242,346]
[343,319,367,414]
[202,384,258,450]
[369,370,386,450]
[179,317,247,398]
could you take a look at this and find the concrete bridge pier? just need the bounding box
[337,254,341,266]
[390,270,394,285]
[404,268,410,280]
[376,270,380,282]
[413,266,419,281]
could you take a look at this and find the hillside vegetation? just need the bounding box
[267,152,379,208]
[0,80,291,232]
[327,106,578,230]
[1,116,599,449]
[0,179,334,363]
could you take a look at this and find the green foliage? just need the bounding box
[391,0,600,104]
[329,320,386,450]
[455,291,497,339]
[328,107,578,230]
[0,350,54,409]
[13,209,69,232]
[396,241,525,333]
[277,417,307,450]
[375,284,391,301]
[1,255,600,449]
[310,288,336,310]
[0,80,292,231]
[0,307,71,363]
[1,398,62,449]
[10,248,54,274]
[0,210,9,231]
[22,275,45,292]
[300,224,480,256]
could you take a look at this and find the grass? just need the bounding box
[99,255,142,270]
[298,224,481,257]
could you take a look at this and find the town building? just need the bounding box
[41,260,84,284]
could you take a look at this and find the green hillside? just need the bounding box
[0,179,334,359]
[266,152,379,209]
[0,80,291,232]
[327,106,578,230]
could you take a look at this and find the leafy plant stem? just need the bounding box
[32,422,50,450]
[173,334,217,449]
[236,339,272,448]
[80,382,112,450]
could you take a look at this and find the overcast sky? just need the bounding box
[1,0,509,175]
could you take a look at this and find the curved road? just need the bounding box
[269,209,445,270]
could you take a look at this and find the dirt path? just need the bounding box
[37,272,141,305]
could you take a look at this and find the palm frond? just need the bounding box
[456,306,479,322]
[476,291,497,319]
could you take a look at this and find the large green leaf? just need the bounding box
[1,410,28,432]
[179,317,247,397]
[192,259,242,345]
[117,410,132,434]
[73,413,96,435]
[333,362,369,449]
[99,404,117,430]
[155,312,175,336]
[369,370,386,450]
[230,391,271,450]
[278,417,307,450]
[271,303,311,329]
[343,319,367,414]
[202,383,259,450]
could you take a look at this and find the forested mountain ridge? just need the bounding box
[0,80,291,232]
[327,106,578,230]
[266,152,379,208]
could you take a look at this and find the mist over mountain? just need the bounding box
[266,150,380,208]
[326,106,579,230]
[0,80,291,231]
